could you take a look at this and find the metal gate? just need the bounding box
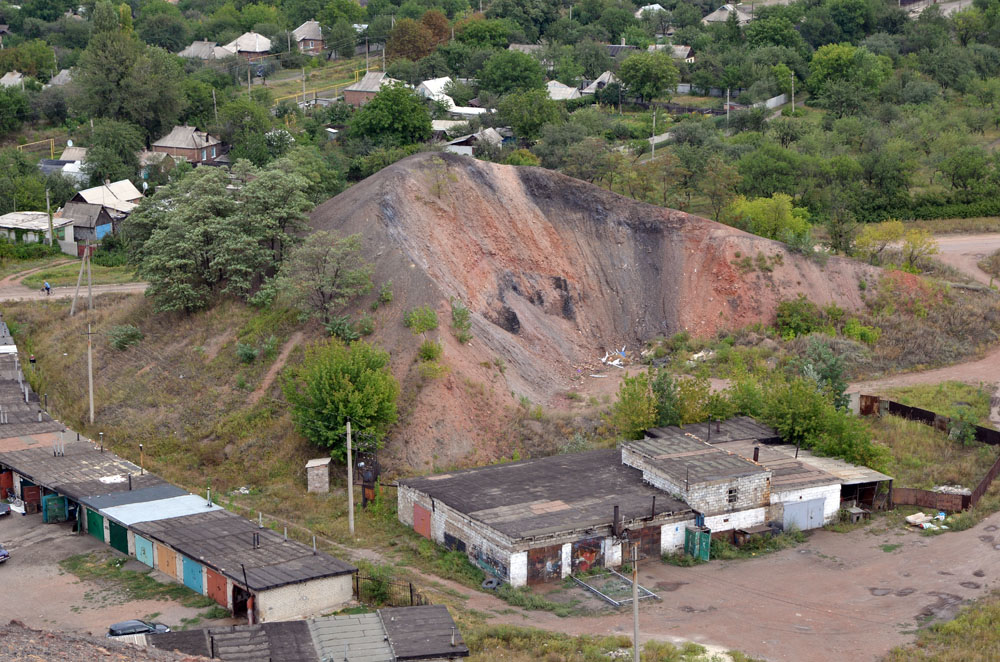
[206,568,228,607]
[783,498,824,531]
[630,525,661,560]
[87,509,105,542]
[684,527,711,561]
[42,494,67,523]
[108,520,128,554]
[182,556,204,593]
[134,534,154,567]
[413,503,431,539]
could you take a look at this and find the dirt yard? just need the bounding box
[441,510,1000,662]
[0,511,230,637]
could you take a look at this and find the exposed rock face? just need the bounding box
[310,153,878,469]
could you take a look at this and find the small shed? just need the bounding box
[343,72,398,107]
[306,457,331,493]
[0,211,74,245]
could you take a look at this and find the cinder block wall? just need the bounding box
[770,483,841,525]
[256,574,353,622]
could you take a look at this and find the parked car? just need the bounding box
[106,620,170,638]
[0,543,9,563]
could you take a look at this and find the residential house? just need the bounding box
[0,211,74,245]
[581,70,619,95]
[649,44,695,63]
[546,79,582,101]
[444,128,503,156]
[343,71,399,107]
[178,40,235,60]
[36,159,87,186]
[293,20,324,55]
[151,126,224,165]
[69,180,142,228]
[59,146,88,162]
[57,202,116,254]
[44,69,71,87]
[702,3,753,25]
[508,43,543,55]
[606,44,638,58]
[634,3,666,17]
[0,71,23,88]
[223,32,271,60]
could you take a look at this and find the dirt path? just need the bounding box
[0,259,74,287]
[0,260,148,302]
[931,233,1000,285]
[249,331,303,405]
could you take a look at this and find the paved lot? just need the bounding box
[0,511,224,637]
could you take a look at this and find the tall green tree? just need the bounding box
[350,83,431,146]
[478,50,546,95]
[282,339,399,459]
[618,51,679,103]
[83,118,144,186]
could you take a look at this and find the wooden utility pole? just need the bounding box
[87,245,93,311]
[45,189,53,247]
[69,249,86,316]
[87,323,94,424]
[347,420,354,536]
[212,88,218,122]
[302,67,306,100]
[651,110,656,158]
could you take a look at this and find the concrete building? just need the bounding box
[151,126,224,165]
[306,457,331,493]
[293,20,324,55]
[343,72,399,107]
[398,449,693,587]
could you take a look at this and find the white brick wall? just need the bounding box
[510,552,528,586]
[255,574,353,623]
[604,539,622,567]
[704,507,766,533]
[560,543,571,579]
[771,483,841,527]
[660,518,697,553]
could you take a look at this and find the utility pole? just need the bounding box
[726,87,730,126]
[69,250,86,316]
[212,88,218,122]
[347,420,354,536]
[45,189,53,247]
[791,76,795,109]
[247,66,251,92]
[302,67,306,101]
[365,37,369,71]
[651,109,655,158]
[632,543,640,662]
[87,245,93,312]
[86,324,94,424]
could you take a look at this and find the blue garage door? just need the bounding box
[134,534,154,567]
[181,556,204,593]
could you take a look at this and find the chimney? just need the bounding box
[206,487,212,506]
[128,474,132,490]
[753,447,759,463]
[613,505,621,537]
[650,496,656,518]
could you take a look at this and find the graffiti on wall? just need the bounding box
[444,532,466,553]
[527,544,562,585]
[471,545,508,580]
[571,537,604,574]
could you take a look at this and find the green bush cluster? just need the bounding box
[0,238,60,261]
[418,340,442,361]
[236,342,259,363]
[108,324,144,351]
[775,295,823,339]
[403,305,439,334]
[450,298,472,344]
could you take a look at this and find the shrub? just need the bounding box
[326,315,360,341]
[378,281,394,305]
[108,325,144,350]
[356,314,375,336]
[450,297,472,344]
[948,406,978,446]
[236,342,259,363]
[842,317,881,345]
[775,295,822,339]
[418,340,442,361]
[404,305,438,334]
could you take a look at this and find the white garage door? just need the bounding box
[783,498,825,531]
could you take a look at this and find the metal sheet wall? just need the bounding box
[413,503,431,539]
[527,544,563,585]
[181,556,204,594]
[134,535,154,567]
[108,520,128,554]
[86,509,105,543]
[571,537,604,574]
[205,568,228,607]
[156,543,178,579]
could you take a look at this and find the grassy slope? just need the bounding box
[883,591,1000,662]
[880,381,994,425]
[21,262,138,289]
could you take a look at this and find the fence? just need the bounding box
[354,571,429,608]
[861,394,1000,510]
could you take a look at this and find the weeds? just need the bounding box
[108,325,144,351]
[418,340,442,361]
[709,530,806,560]
[60,552,215,609]
[404,306,438,334]
[450,297,473,344]
[884,590,1000,661]
[496,585,581,617]
[662,552,705,567]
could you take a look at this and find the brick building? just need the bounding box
[151,126,224,165]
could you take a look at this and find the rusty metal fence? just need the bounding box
[354,571,429,607]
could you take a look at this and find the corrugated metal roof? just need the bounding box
[308,613,393,662]
[78,483,188,511]
[767,445,893,485]
[99,493,222,526]
[0,211,73,232]
[345,72,396,93]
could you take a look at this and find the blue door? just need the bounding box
[134,534,154,567]
[181,556,203,593]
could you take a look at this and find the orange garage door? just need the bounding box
[205,568,228,607]
[156,543,178,579]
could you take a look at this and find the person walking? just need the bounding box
[44,281,51,296]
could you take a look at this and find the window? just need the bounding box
[309,40,314,47]
[201,149,207,160]
[727,488,738,504]
[212,147,216,157]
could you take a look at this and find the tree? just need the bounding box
[902,228,938,269]
[455,18,511,49]
[137,12,191,51]
[351,83,431,146]
[606,371,656,440]
[799,337,848,411]
[700,155,741,222]
[328,19,358,58]
[478,50,545,95]
[0,88,30,135]
[563,137,613,184]
[282,340,400,460]
[274,231,373,324]
[421,9,451,45]
[807,43,891,96]
[84,118,144,185]
[497,88,563,140]
[574,39,612,78]
[939,145,990,190]
[854,219,903,264]
[75,1,185,141]
[387,18,435,61]
[726,193,812,244]
[618,51,679,103]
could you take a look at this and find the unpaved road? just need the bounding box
[0,511,232,637]
[440,512,1000,662]
[0,260,147,302]
[932,233,1000,285]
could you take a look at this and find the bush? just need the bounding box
[236,342,259,363]
[842,317,881,345]
[326,314,360,341]
[948,406,978,446]
[403,305,438,334]
[0,238,60,260]
[450,297,472,344]
[108,325,144,350]
[356,314,375,336]
[775,295,822,339]
[418,340,442,361]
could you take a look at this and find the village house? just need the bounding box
[581,71,619,95]
[293,20,324,55]
[57,201,117,254]
[223,32,271,60]
[343,71,399,107]
[546,80,581,101]
[178,40,235,60]
[0,71,24,88]
[0,211,74,246]
[151,126,224,165]
[702,3,754,25]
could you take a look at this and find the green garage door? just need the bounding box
[87,509,105,543]
[108,520,128,554]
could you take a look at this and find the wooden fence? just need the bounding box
[861,394,1000,511]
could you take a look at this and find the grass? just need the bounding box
[980,248,1000,279]
[879,381,995,425]
[870,416,999,490]
[880,543,902,553]
[883,591,1000,662]
[262,55,370,103]
[0,254,67,280]
[709,530,807,561]
[905,217,1000,235]
[21,261,138,289]
[495,585,581,618]
[60,552,215,609]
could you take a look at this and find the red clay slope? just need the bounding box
[310,153,878,468]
